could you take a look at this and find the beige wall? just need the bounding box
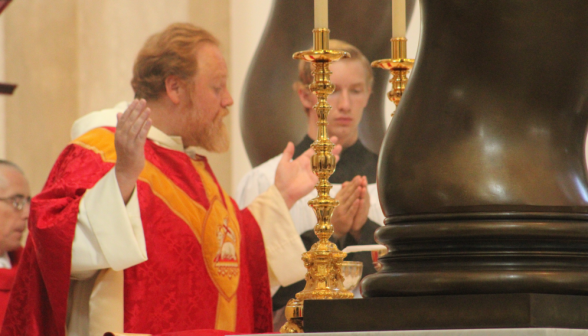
[2,0,232,194]
[76,1,190,115]
[0,16,6,159]
[5,0,79,194]
[229,0,274,195]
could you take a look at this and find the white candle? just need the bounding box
[314,0,328,29]
[392,0,406,38]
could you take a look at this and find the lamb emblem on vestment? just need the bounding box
[215,218,237,262]
[214,217,239,278]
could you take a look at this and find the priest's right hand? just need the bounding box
[114,99,152,204]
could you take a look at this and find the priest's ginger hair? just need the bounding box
[131,23,219,100]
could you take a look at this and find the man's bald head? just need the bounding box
[0,160,29,254]
[0,160,23,189]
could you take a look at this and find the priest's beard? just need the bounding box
[200,110,229,153]
[189,108,230,153]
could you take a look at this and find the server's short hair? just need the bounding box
[294,39,374,91]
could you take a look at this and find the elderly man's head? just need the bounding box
[295,40,373,149]
[131,23,233,152]
[0,161,29,254]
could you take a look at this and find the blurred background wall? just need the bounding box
[0,0,420,197]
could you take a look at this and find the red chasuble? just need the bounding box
[0,248,22,328]
[1,127,272,336]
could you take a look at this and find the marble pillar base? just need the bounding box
[239,329,588,336]
[303,294,588,333]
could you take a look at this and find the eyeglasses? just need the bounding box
[0,195,31,211]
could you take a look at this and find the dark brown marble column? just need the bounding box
[362,0,588,297]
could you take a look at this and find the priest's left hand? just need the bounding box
[275,138,342,209]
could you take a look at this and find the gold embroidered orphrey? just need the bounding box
[202,195,241,300]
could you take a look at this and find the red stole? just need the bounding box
[1,127,272,336]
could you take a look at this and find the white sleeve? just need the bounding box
[235,167,273,210]
[70,168,148,280]
[367,183,385,226]
[247,185,306,293]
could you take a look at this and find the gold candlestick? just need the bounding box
[280,28,353,333]
[372,37,414,115]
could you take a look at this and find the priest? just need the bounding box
[1,23,339,336]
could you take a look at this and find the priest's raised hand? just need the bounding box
[114,99,152,204]
[274,138,342,210]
